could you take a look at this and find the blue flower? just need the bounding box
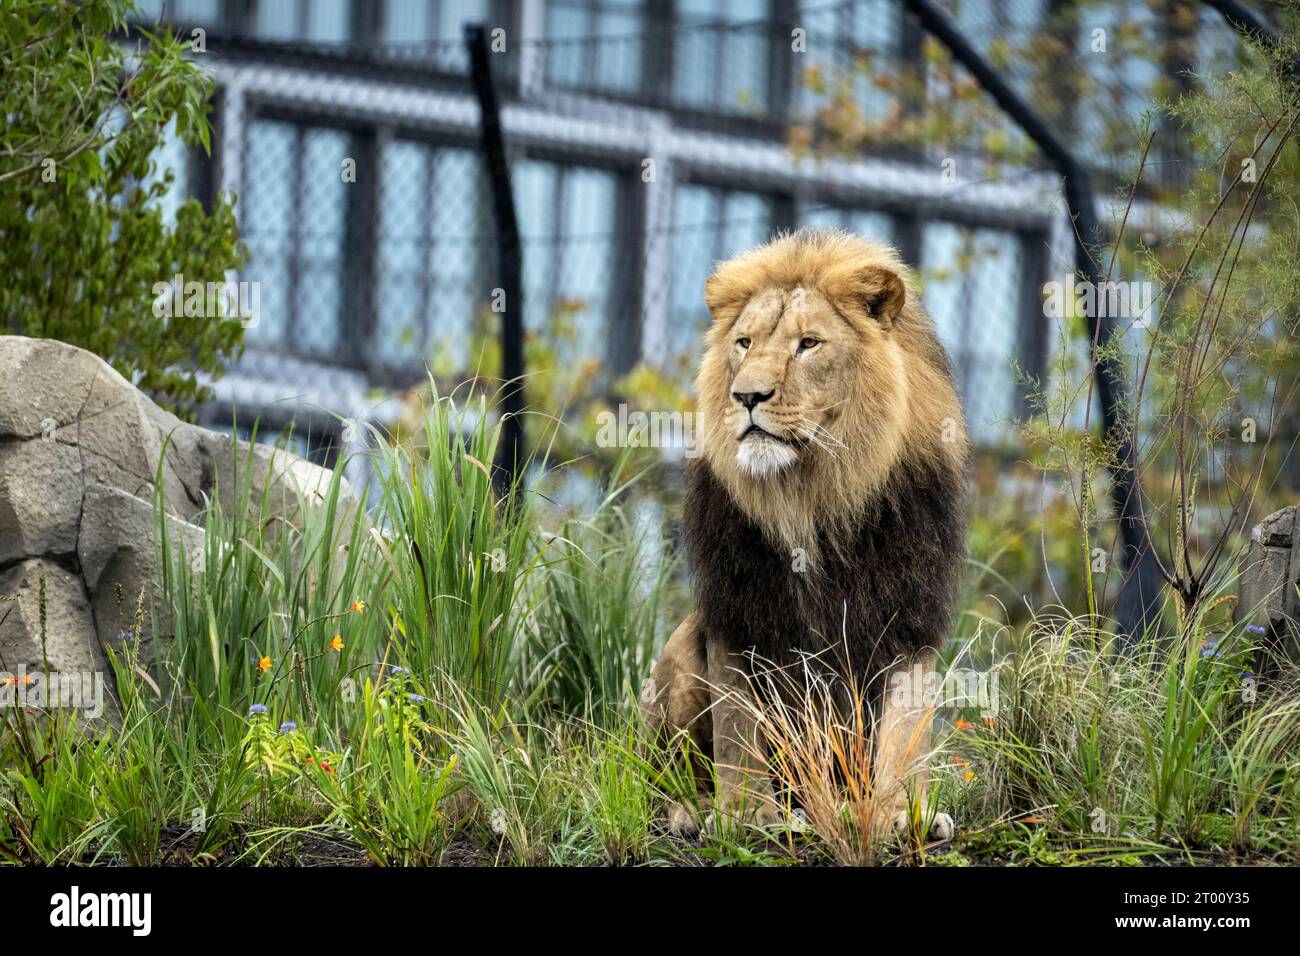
[279,721,298,734]
[390,666,410,676]
[409,694,425,704]
[248,704,268,715]
[1200,641,1220,659]
[1246,625,1266,635]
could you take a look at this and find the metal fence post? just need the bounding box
[466,22,526,490]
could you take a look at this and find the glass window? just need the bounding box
[545,0,646,94]
[800,204,893,244]
[257,0,353,43]
[172,0,220,23]
[667,184,775,369]
[921,223,1022,442]
[256,0,299,40]
[383,0,490,69]
[295,129,349,356]
[241,120,348,359]
[307,0,351,43]
[515,160,622,364]
[242,121,295,348]
[796,0,899,124]
[376,140,487,372]
[674,0,771,114]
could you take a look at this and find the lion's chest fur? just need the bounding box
[683,457,965,678]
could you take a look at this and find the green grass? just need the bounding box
[2,390,1299,867]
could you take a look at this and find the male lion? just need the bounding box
[641,228,968,836]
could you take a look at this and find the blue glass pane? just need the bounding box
[596,9,643,92]
[377,140,430,366]
[172,0,220,23]
[720,192,771,258]
[429,148,481,367]
[545,4,590,87]
[307,0,351,43]
[921,223,1020,442]
[558,167,617,350]
[667,186,772,368]
[257,0,297,40]
[242,121,296,347]
[385,0,432,42]
[668,186,720,365]
[515,160,558,335]
[296,129,349,357]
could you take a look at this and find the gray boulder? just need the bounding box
[0,336,356,712]
[1237,504,1300,663]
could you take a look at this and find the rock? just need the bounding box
[0,336,358,718]
[77,482,205,650]
[1236,505,1300,662]
[0,439,83,565]
[0,559,98,677]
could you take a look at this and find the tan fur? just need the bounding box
[696,228,966,559]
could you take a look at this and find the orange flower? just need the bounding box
[955,718,975,731]
[349,599,366,614]
[328,635,345,652]
[2,674,33,686]
[951,755,970,767]
[257,656,272,673]
[982,716,996,728]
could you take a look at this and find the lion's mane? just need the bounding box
[685,229,969,677]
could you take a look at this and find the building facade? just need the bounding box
[132,0,1245,467]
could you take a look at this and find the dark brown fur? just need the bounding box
[684,451,967,686]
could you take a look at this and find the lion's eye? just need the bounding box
[799,337,821,352]
[736,338,751,349]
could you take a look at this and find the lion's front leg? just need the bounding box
[705,635,781,828]
[874,647,952,842]
[640,613,714,834]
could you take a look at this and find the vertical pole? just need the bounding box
[466,23,526,490]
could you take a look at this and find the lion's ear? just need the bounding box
[704,274,729,318]
[861,267,906,327]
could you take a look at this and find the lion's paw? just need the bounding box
[708,799,787,832]
[892,809,954,841]
[668,802,700,837]
[930,812,955,841]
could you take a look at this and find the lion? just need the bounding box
[640,228,969,838]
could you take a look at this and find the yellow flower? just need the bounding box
[257,656,272,673]
[328,635,345,652]
[963,771,976,782]
[350,599,366,614]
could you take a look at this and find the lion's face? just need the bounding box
[715,285,898,478]
[694,229,964,552]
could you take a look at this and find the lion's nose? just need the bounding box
[733,389,775,410]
